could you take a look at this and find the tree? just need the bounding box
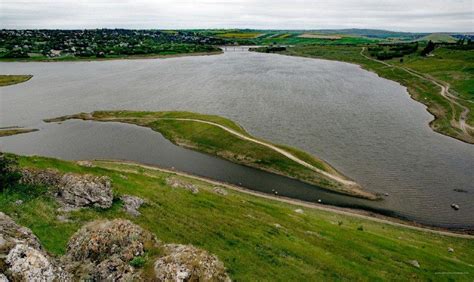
[421,40,435,56]
[0,153,21,191]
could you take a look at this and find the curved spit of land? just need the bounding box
[0,126,38,137]
[45,111,378,200]
[0,75,33,87]
[360,48,474,140]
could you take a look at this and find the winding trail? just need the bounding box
[100,116,357,187]
[360,47,473,136]
[158,118,356,186]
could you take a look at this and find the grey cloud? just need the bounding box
[0,0,472,32]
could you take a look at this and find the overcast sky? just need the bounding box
[1,0,473,32]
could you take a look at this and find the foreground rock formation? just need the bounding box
[62,219,159,281]
[121,195,145,217]
[0,212,70,281]
[21,168,113,209]
[155,244,231,281]
[3,167,232,281]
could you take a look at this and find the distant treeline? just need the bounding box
[368,42,419,60]
[248,46,287,53]
[368,38,473,60]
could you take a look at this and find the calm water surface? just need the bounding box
[1,50,473,228]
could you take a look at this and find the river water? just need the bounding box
[1,49,473,229]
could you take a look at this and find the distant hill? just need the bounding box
[308,29,427,39]
[418,33,458,43]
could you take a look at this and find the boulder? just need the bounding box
[408,260,420,268]
[63,219,159,281]
[213,187,228,196]
[58,173,113,209]
[6,244,56,281]
[0,273,8,282]
[20,168,61,187]
[166,177,199,194]
[0,212,70,281]
[154,244,230,282]
[76,161,94,168]
[294,209,304,214]
[0,212,42,252]
[121,195,145,217]
[20,168,113,209]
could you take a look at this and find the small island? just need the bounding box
[0,75,33,86]
[45,111,377,200]
[0,127,38,137]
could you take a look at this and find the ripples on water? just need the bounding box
[0,50,473,228]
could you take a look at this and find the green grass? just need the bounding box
[273,44,473,143]
[390,47,474,125]
[1,155,473,281]
[418,33,458,43]
[205,30,379,46]
[216,32,265,39]
[260,36,377,46]
[46,110,375,199]
[0,75,32,86]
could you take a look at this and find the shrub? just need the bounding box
[130,256,146,268]
[0,153,21,191]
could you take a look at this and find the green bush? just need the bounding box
[130,256,146,268]
[0,153,21,191]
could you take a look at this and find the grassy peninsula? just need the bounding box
[1,154,473,281]
[257,45,474,143]
[45,111,376,200]
[0,75,32,86]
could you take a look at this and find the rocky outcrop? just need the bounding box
[0,212,70,281]
[166,177,199,194]
[59,173,113,209]
[62,219,159,281]
[1,214,231,281]
[0,212,42,252]
[76,160,94,168]
[121,195,145,217]
[20,168,113,209]
[154,244,231,282]
[213,187,228,196]
[6,244,57,281]
[20,168,62,187]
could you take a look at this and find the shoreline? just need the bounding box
[45,112,377,200]
[94,159,473,237]
[263,48,474,145]
[0,50,223,63]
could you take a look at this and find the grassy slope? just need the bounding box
[390,47,474,125]
[279,45,472,142]
[47,111,373,199]
[0,75,32,86]
[418,34,457,43]
[1,155,473,281]
[207,30,378,45]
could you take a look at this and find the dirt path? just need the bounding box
[114,116,357,187]
[95,159,474,239]
[360,47,473,136]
